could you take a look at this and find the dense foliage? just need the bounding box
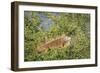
[24,11,90,61]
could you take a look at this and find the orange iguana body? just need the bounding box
[37,35,71,53]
